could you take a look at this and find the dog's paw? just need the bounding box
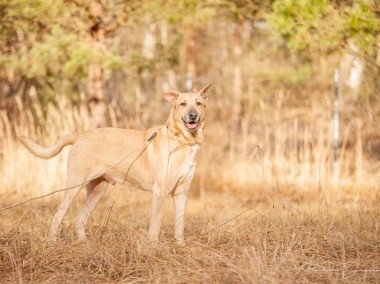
[175,239,186,247]
[76,232,88,242]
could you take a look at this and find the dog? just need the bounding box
[20,83,211,245]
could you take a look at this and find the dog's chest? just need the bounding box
[175,145,199,181]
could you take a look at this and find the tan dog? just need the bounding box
[20,83,211,245]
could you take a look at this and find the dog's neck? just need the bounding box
[166,111,204,145]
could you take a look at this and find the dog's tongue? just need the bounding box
[186,122,197,130]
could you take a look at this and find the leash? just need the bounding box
[0,127,161,213]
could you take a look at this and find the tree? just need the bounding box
[0,0,137,125]
[267,0,379,92]
[268,0,379,55]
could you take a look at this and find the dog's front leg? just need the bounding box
[148,183,166,242]
[172,190,188,246]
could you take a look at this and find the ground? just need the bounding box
[0,184,378,283]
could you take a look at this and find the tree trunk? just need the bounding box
[185,26,196,91]
[87,1,108,128]
[230,19,243,158]
[339,41,364,98]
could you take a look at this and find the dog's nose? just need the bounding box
[189,111,198,121]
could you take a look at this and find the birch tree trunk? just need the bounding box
[339,41,364,97]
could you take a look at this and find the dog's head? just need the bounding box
[164,83,211,134]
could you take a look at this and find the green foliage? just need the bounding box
[0,0,129,104]
[268,0,379,57]
[0,0,90,78]
[343,0,380,56]
[153,0,216,25]
[0,0,378,111]
[268,0,340,52]
[217,0,273,21]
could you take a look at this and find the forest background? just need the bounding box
[1,0,379,188]
[0,0,379,283]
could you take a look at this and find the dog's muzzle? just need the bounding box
[182,111,199,132]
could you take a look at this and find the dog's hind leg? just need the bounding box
[49,176,84,241]
[76,178,109,240]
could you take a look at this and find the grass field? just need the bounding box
[0,183,379,283]
[0,101,379,283]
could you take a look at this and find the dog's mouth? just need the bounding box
[182,119,199,132]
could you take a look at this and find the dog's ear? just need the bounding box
[199,83,212,100]
[164,91,179,102]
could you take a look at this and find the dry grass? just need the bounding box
[0,188,379,283]
[0,98,379,283]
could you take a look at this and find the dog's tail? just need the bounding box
[19,133,79,159]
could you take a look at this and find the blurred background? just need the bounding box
[0,0,379,196]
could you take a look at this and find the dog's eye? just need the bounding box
[180,102,187,106]
[196,102,202,106]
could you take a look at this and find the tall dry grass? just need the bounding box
[0,94,379,283]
